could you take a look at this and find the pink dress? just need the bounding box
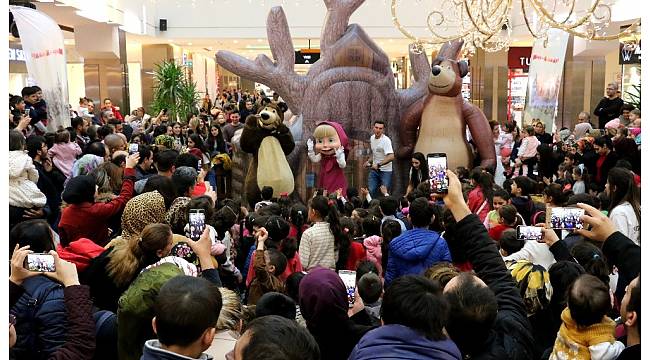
[318,155,347,195]
[49,142,82,178]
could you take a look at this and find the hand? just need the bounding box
[43,251,80,287]
[336,188,343,199]
[158,109,165,117]
[42,156,53,173]
[364,161,371,168]
[442,170,470,221]
[256,227,269,245]
[204,184,217,204]
[307,139,314,153]
[9,244,38,285]
[379,185,388,196]
[198,168,207,182]
[186,227,212,259]
[371,163,379,171]
[23,208,44,219]
[125,153,140,169]
[335,146,345,158]
[540,226,560,246]
[17,115,31,131]
[347,288,365,317]
[360,187,369,197]
[574,203,617,242]
[543,177,551,186]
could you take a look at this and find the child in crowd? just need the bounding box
[357,272,383,326]
[49,129,83,179]
[515,125,541,177]
[9,130,47,213]
[483,188,510,229]
[362,215,383,274]
[488,204,520,244]
[572,165,588,194]
[254,185,274,212]
[247,227,287,305]
[550,274,625,360]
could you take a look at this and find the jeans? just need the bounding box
[368,170,392,198]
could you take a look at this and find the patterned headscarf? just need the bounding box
[71,154,104,177]
[155,135,175,150]
[507,260,552,316]
[165,197,191,234]
[120,191,167,241]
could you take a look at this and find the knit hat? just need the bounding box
[62,175,97,204]
[605,118,622,129]
[507,260,552,316]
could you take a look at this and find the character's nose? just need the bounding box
[261,113,270,120]
[432,65,441,76]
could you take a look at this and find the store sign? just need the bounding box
[508,47,532,69]
[295,49,320,64]
[9,48,26,62]
[10,5,69,130]
[523,29,569,132]
[619,40,641,64]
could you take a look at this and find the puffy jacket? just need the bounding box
[11,275,66,360]
[57,238,105,273]
[118,263,184,360]
[363,235,383,275]
[385,228,451,286]
[349,324,462,360]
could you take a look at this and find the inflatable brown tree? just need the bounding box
[216,0,432,198]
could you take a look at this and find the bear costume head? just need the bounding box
[256,101,288,130]
[428,39,468,97]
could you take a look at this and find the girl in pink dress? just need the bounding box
[48,130,82,178]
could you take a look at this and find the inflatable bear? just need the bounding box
[398,40,496,172]
[240,102,295,207]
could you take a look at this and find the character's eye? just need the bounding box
[272,110,276,113]
[317,139,323,143]
[329,137,334,143]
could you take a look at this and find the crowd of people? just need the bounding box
[7,81,641,360]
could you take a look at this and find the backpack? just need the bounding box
[528,201,546,225]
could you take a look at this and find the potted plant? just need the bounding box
[151,60,199,123]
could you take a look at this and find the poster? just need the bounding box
[523,29,569,132]
[10,5,69,131]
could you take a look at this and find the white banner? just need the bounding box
[523,29,570,132]
[10,6,69,131]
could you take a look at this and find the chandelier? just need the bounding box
[391,0,641,54]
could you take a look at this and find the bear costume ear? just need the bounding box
[458,60,469,78]
[276,102,289,114]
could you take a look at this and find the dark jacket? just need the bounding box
[595,151,620,190]
[449,214,536,360]
[594,96,624,129]
[535,132,553,145]
[141,340,213,360]
[247,250,285,305]
[10,276,66,360]
[33,161,65,229]
[603,231,641,300]
[616,344,640,360]
[384,228,452,286]
[349,324,462,360]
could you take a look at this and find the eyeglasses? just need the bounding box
[9,314,16,327]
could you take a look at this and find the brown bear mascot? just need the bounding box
[398,40,496,172]
[240,102,295,207]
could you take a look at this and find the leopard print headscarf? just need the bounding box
[120,190,167,241]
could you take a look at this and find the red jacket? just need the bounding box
[468,187,491,223]
[57,238,105,273]
[107,106,123,122]
[58,168,135,246]
[488,224,513,244]
[344,242,367,271]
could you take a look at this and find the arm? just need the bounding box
[239,116,260,154]
[274,124,295,155]
[91,167,136,218]
[593,98,606,116]
[49,286,96,360]
[463,101,496,170]
[379,153,394,167]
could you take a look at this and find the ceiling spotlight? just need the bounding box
[233,40,239,44]
[187,42,193,45]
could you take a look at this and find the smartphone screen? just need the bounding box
[427,153,449,193]
[24,253,56,272]
[128,143,139,155]
[516,226,543,241]
[23,109,30,117]
[188,210,206,241]
[338,270,356,308]
[548,207,585,230]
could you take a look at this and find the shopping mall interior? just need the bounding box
[8,0,642,130]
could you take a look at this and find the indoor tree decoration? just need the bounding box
[151,60,199,123]
[625,84,641,111]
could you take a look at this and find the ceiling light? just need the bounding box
[188,42,193,45]
[233,40,239,44]
[257,39,263,42]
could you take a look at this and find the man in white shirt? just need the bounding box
[366,120,395,198]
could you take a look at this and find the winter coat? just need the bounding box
[8,150,47,208]
[384,228,452,286]
[247,250,285,305]
[141,340,213,360]
[349,324,462,360]
[56,238,105,273]
[118,263,184,360]
[10,276,66,359]
[48,142,82,178]
[363,235,383,275]
[344,241,367,271]
[448,214,536,360]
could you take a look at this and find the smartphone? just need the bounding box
[23,108,30,117]
[24,253,56,272]
[516,225,543,241]
[338,270,356,308]
[197,159,202,171]
[128,143,139,155]
[188,209,206,241]
[427,153,449,193]
[547,207,585,230]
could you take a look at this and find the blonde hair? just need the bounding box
[107,223,172,287]
[216,288,242,331]
[312,123,338,140]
